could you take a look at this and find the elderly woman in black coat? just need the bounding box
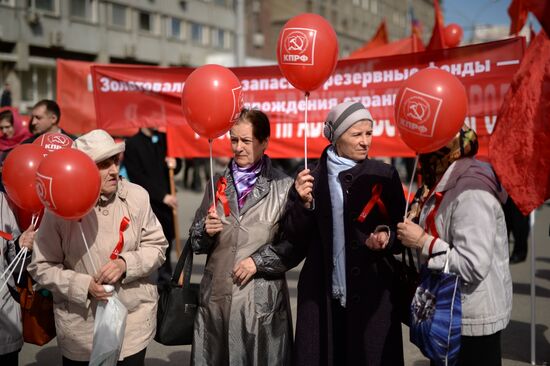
[270,101,406,366]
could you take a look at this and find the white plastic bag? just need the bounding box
[89,288,128,366]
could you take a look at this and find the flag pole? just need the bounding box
[168,166,181,257]
[529,210,536,365]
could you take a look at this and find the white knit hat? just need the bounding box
[323,102,374,143]
[74,129,125,163]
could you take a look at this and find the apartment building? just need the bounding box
[0,0,435,110]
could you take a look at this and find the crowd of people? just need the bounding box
[0,99,530,366]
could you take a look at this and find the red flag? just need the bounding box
[508,0,528,35]
[525,0,550,36]
[347,20,388,58]
[489,31,550,215]
[348,35,425,59]
[426,0,446,50]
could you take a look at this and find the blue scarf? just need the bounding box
[326,146,357,307]
[231,156,264,210]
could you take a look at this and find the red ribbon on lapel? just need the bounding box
[210,177,231,217]
[424,192,444,238]
[110,216,130,260]
[357,184,388,223]
[0,231,13,241]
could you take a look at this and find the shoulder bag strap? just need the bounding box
[171,239,194,288]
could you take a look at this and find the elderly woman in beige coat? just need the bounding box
[28,129,167,366]
[189,109,294,365]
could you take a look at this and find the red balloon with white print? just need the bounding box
[394,68,467,153]
[276,13,339,92]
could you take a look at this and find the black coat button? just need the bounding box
[343,174,353,183]
[351,267,361,276]
[351,240,360,249]
[351,294,360,303]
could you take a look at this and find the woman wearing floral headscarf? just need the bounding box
[397,127,512,366]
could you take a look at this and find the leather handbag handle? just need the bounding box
[171,239,194,288]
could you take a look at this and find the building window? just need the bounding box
[110,3,129,29]
[371,0,377,14]
[191,22,203,44]
[214,0,226,6]
[70,0,97,21]
[21,66,55,104]
[224,31,232,49]
[0,0,15,6]
[361,0,368,10]
[139,11,157,34]
[167,17,186,40]
[212,28,228,48]
[29,0,58,13]
[202,26,210,46]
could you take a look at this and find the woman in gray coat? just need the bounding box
[0,193,35,365]
[397,127,512,365]
[189,109,293,366]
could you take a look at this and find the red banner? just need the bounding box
[88,37,525,158]
[57,59,97,135]
[57,59,138,136]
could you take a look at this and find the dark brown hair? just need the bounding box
[0,110,14,125]
[33,99,61,122]
[238,108,270,143]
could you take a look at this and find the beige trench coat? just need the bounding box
[189,157,293,366]
[28,180,167,361]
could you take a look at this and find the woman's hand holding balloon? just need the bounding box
[397,219,428,249]
[295,169,314,208]
[205,208,223,237]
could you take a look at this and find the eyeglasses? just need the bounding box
[0,125,13,130]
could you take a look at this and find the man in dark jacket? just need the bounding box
[123,128,181,284]
[22,99,76,143]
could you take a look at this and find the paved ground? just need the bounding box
[19,177,550,365]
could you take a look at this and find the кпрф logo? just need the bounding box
[279,28,317,66]
[397,88,443,137]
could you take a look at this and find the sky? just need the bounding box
[442,0,540,40]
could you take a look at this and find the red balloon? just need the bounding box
[2,144,47,213]
[36,149,100,220]
[33,132,74,152]
[277,13,338,92]
[444,24,463,48]
[5,196,44,230]
[394,68,467,153]
[182,64,243,139]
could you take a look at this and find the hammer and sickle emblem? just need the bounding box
[405,96,430,124]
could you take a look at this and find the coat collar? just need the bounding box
[223,155,275,218]
[97,178,128,207]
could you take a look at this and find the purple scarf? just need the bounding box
[231,156,264,210]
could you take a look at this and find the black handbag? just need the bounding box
[155,239,199,346]
[398,247,419,326]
